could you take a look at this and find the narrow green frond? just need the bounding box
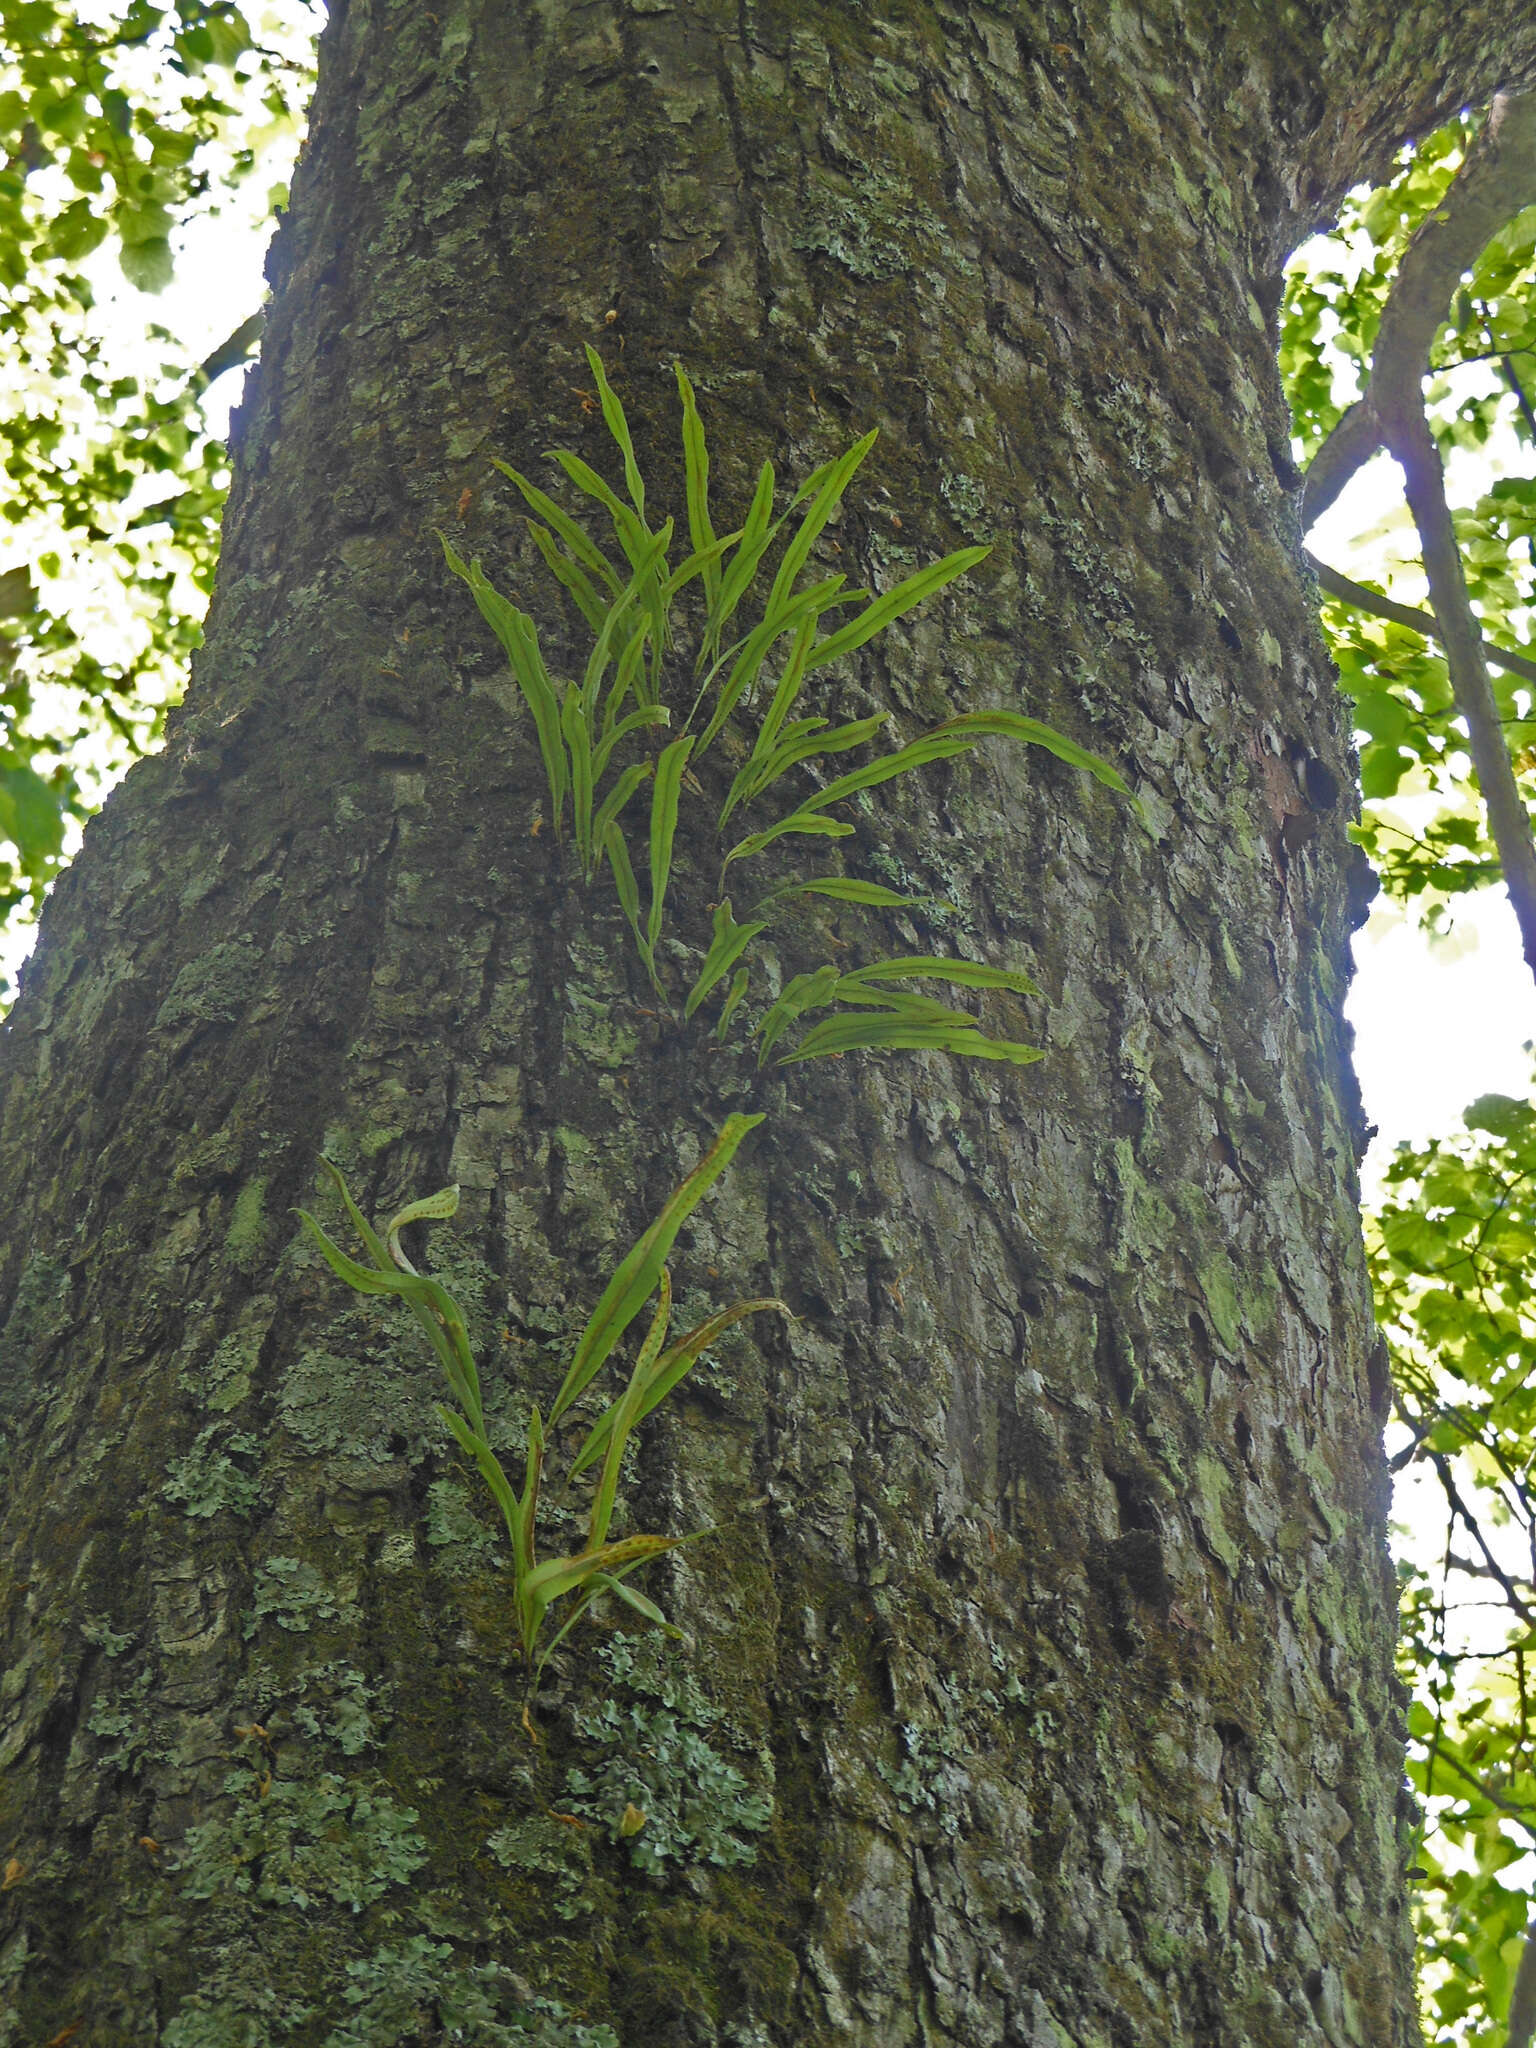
[585,344,647,522]
[778,1013,1046,1065]
[647,735,695,957]
[548,1114,765,1427]
[717,965,750,1041]
[722,812,855,872]
[935,709,1136,803]
[839,954,1040,997]
[805,544,991,672]
[526,521,611,635]
[489,456,623,594]
[684,898,769,1018]
[755,964,841,1063]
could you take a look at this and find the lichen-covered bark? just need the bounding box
[5,4,1536,2044]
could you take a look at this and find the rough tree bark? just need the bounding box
[4,5,1536,2045]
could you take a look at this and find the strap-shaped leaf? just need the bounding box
[717,966,750,1043]
[592,706,667,785]
[562,683,595,877]
[707,458,776,660]
[435,1404,520,1556]
[676,363,720,617]
[515,1402,545,1589]
[585,344,647,523]
[547,1113,765,1427]
[805,545,991,672]
[591,759,654,855]
[695,577,855,756]
[581,521,673,721]
[588,1271,674,1552]
[647,734,694,957]
[309,1162,483,1428]
[755,964,841,1062]
[779,1013,1046,1065]
[684,898,769,1018]
[521,1531,692,1613]
[526,521,610,635]
[729,711,891,819]
[551,449,650,564]
[316,1155,391,1271]
[934,709,1135,799]
[296,1208,413,1296]
[439,534,570,837]
[383,1184,460,1271]
[603,821,657,989]
[719,615,819,826]
[839,955,1039,997]
[722,812,854,871]
[792,730,976,815]
[755,876,931,912]
[762,428,878,627]
[489,456,622,595]
[570,1295,788,1480]
[659,531,741,607]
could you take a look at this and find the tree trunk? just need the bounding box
[4,6,1534,2044]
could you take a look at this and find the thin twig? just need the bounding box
[1300,89,1536,982]
[1429,1446,1536,1626]
[1307,552,1536,686]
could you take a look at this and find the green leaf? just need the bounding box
[839,954,1040,998]
[582,520,673,719]
[675,362,720,617]
[591,759,654,853]
[526,520,611,634]
[588,1271,674,1551]
[934,709,1135,802]
[694,576,855,756]
[684,897,769,1018]
[382,1184,460,1268]
[647,734,694,957]
[806,544,991,671]
[439,534,570,836]
[727,710,891,820]
[722,812,856,871]
[603,821,655,987]
[591,705,669,784]
[778,1014,1046,1065]
[585,344,647,523]
[562,682,595,876]
[551,449,650,563]
[717,966,750,1042]
[547,1114,765,1427]
[762,428,878,626]
[571,1294,788,1480]
[707,458,776,660]
[757,876,932,911]
[521,1531,694,1615]
[755,965,842,1062]
[489,457,623,595]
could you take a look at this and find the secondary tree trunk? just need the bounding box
[4,6,1534,2045]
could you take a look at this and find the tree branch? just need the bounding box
[1306,552,1536,688]
[1300,399,1383,533]
[1300,90,1536,983]
[1430,1446,1536,1627]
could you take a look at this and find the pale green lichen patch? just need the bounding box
[225,1175,271,1271]
[154,936,263,1032]
[562,1634,773,1874]
[163,1424,262,1518]
[177,1767,426,1911]
[245,1556,359,1638]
